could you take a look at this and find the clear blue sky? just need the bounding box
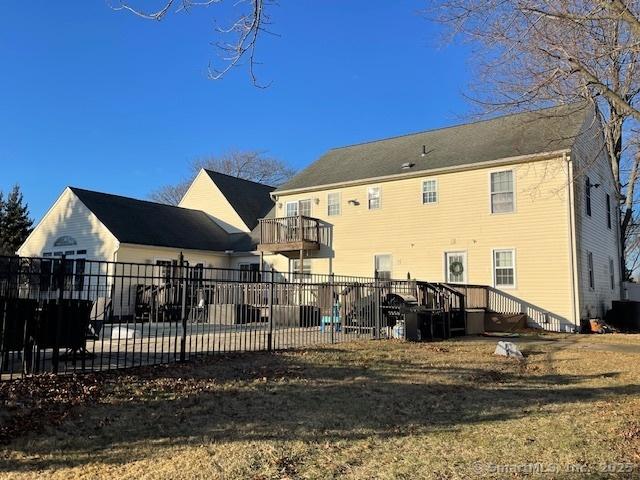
[0,1,472,220]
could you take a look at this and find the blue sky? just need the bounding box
[0,1,472,220]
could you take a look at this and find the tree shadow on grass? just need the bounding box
[0,344,636,473]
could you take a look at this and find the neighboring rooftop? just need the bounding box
[203,170,275,230]
[277,103,590,192]
[71,187,250,251]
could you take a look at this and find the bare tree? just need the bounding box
[428,0,640,271]
[150,149,295,205]
[110,0,274,86]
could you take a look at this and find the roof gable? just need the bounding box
[277,103,590,192]
[203,170,275,230]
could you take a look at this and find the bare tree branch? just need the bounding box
[110,0,272,86]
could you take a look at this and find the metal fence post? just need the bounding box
[267,266,274,352]
[52,255,66,374]
[374,270,381,340]
[179,253,187,363]
[330,272,335,344]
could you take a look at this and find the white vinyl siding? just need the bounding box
[422,179,437,204]
[490,170,514,213]
[368,187,381,210]
[327,192,340,216]
[493,249,516,288]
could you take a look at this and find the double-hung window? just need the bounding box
[422,179,437,204]
[327,192,340,216]
[490,170,514,213]
[368,187,381,210]
[493,249,516,288]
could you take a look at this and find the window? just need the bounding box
[445,252,467,283]
[374,254,392,279]
[587,252,594,289]
[42,252,52,257]
[286,199,311,217]
[74,259,86,291]
[291,259,311,278]
[239,263,260,282]
[609,258,615,290]
[299,199,312,217]
[490,170,514,213]
[422,179,437,204]
[286,201,298,217]
[156,259,175,281]
[585,177,592,216]
[327,192,340,216]
[606,194,612,229]
[368,187,381,210]
[76,249,87,255]
[493,249,516,288]
[191,263,205,285]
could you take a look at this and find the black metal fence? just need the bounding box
[0,255,465,380]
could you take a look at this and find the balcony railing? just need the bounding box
[259,216,320,252]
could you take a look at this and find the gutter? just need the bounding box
[272,148,572,198]
[565,152,581,331]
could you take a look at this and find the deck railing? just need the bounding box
[259,215,320,246]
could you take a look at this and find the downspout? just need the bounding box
[565,153,580,331]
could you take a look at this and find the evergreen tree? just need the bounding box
[0,185,33,256]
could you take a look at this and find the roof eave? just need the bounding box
[272,148,572,198]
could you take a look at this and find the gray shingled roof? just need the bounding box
[204,170,275,230]
[277,103,589,192]
[71,187,250,251]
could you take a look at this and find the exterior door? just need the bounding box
[445,251,467,283]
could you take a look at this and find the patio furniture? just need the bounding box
[0,297,38,371]
[33,299,93,357]
[87,297,112,340]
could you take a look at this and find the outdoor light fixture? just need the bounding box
[401,162,415,170]
[421,145,428,157]
[314,197,320,205]
[348,199,359,206]
[593,183,601,189]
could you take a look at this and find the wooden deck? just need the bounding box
[258,216,321,254]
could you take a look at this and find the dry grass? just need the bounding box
[2,334,640,479]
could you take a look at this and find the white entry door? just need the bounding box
[445,251,467,283]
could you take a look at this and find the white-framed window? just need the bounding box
[422,179,437,204]
[368,186,381,210]
[374,254,392,279]
[286,199,312,217]
[587,251,594,289]
[285,201,298,217]
[327,192,340,216]
[490,170,514,213]
[445,251,467,283]
[609,257,615,290]
[239,263,260,282]
[493,249,516,288]
[299,199,312,217]
[290,259,311,278]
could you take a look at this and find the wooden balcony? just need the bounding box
[258,216,321,254]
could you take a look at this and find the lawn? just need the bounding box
[1,334,640,479]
